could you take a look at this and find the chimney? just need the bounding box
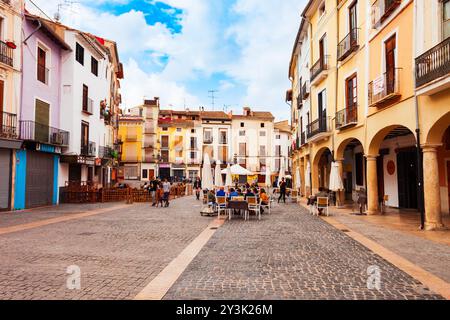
[243,106,251,116]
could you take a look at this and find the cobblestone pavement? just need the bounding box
[164,202,443,300]
[0,197,211,300]
[331,214,450,283]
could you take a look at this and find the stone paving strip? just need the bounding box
[135,218,225,300]
[0,204,130,236]
[164,202,443,300]
[323,217,450,300]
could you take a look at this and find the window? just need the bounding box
[318,89,327,124]
[204,129,213,144]
[161,150,169,163]
[161,136,169,149]
[259,145,266,157]
[91,57,98,76]
[239,130,245,136]
[260,123,265,128]
[177,128,182,132]
[319,1,326,16]
[190,137,197,149]
[81,121,89,151]
[276,135,281,140]
[37,47,47,84]
[239,143,247,156]
[444,0,450,39]
[190,151,196,160]
[346,74,357,109]
[219,146,228,162]
[191,129,196,133]
[260,131,266,137]
[219,130,227,144]
[240,122,245,127]
[76,43,84,65]
[142,169,148,179]
[162,127,168,131]
[82,84,89,112]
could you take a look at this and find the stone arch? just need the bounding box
[336,138,365,160]
[367,125,416,156]
[424,111,450,145]
[312,147,333,167]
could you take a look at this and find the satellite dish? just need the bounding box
[54,12,61,21]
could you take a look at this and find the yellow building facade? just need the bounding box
[118,115,143,180]
[289,0,450,230]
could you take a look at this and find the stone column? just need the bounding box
[336,159,345,207]
[422,145,445,231]
[366,155,379,215]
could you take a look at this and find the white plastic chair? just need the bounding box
[247,196,261,221]
[216,196,228,220]
[316,197,329,217]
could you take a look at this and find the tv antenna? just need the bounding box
[55,0,78,22]
[223,104,231,112]
[208,90,218,111]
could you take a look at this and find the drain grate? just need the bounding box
[210,227,219,230]
[340,229,350,233]
[77,232,96,236]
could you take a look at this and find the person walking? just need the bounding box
[194,177,202,200]
[162,179,171,207]
[278,178,287,204]
[150,177,158,207]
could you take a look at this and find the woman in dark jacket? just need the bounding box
[193,177,202,200]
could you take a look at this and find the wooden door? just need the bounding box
[346,74,357,121]
[81,121,89,154]
[37,47,46,83]
[385,35,396,95]
[447,161,450,214]
[319,36,325,68]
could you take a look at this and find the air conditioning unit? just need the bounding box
[88,142,96,156]
[52,132,63,145]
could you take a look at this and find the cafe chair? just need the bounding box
[216,196,228,220]
[247,196,261,221]
[380,195,389,214]
[316,197,330,217]
[260,197,271,215]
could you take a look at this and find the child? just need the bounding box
[155,184,164,208]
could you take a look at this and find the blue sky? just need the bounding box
[28,0,307,120]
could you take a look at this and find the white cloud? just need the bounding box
[27,0,307,120]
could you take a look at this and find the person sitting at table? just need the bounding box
[216,187,226,197]
[207,189,216,210]
[228,188,239,200]
[260,188,269,213]
[252,187,259,197]
[236,188,243,196]
[244,188,255,200]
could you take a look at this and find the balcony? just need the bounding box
[144,136,156,149]
[81,141,96,157]
[302,82,310,100]
[0,111,18,139]
[19,120,69,146]
[371,0,401,28]
[337,29,359,62]
[307,115,328,139]
[82,98,94,115]
[368,69,401,107]
[0,40,13,67]
[297,94,303,109]
[310,55,330,85]
[204,137,213,145]
[37,64,49,85]
[144,122,156,134]
[99,146,114,159]
[415,37,450,89]
[336,106,358,130]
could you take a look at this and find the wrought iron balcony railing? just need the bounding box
[336,105,358,130]
[0,40,13,67]
[302,82,310,100]
[99,146,114,159]
[368,68,401,106]
[416,36,450,88]
[307,115,328,139]
[0,111,18,139]
[337,28,359,61]
[19,120,69,146]
[297,94,303,109]
[81,141,96,157]
[371,0,401,28]
[310,55,330,82]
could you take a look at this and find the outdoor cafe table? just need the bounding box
[227,201,249,219]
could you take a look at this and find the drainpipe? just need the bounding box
[413,0,425,230]
[23,19,42,45]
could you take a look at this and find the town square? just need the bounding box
[0,0,449,306]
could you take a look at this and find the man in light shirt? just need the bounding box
[162,179,171,207]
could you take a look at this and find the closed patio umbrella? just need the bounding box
[202,153,214,190]
[329,162,344,192]
[305,162,311,189]
[296,167,301,190]
[278,159,285,187]
[265,165,271,188]
[221,164,253,175]
[214,160,223,187]
[225,163,233,187]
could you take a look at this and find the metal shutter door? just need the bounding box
[25,151,53,208]
[0,149,11,210]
